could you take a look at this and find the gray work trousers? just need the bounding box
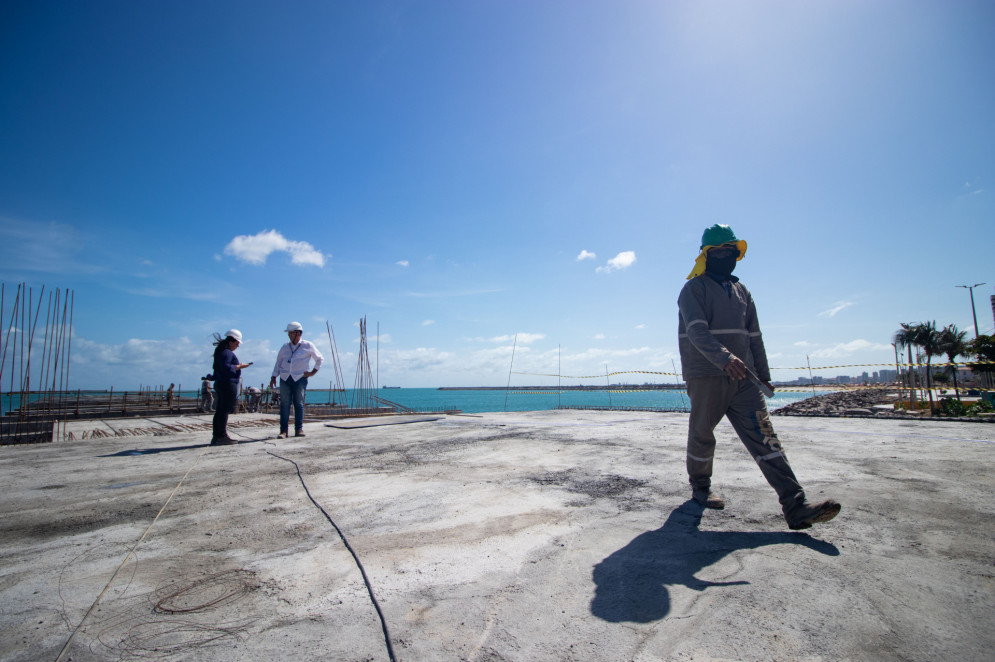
[686,376,806,516]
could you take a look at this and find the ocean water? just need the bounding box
[308,387,824,415]
[1,386,826,417]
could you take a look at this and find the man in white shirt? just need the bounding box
[269,321,324,438]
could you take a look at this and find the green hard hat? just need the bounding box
[700,224,739,250]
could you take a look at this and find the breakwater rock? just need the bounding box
[773,389,901,418]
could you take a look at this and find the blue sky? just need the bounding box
[1,0,993,389]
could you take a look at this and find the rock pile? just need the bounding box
[773,389,901,418]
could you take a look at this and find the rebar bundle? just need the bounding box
[351,317,377,412]
[325,320,348,406]
[1,282,75,444]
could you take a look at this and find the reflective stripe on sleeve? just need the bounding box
[679,328,749,339]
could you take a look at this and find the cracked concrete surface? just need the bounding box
[1,410,992,661]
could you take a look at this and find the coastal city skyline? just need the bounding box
[1,1,993,389]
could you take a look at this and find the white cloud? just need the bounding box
[422,320,435,326]
[596,251,636,274]
[68,335,278,389]
[635,324,646,330]
[490,333,546,344]
[224,229,325,267]
[376,347,458,374]
[818,301,853,318]
[809,339,892,359]
[397,260,409,267]
[594,333,606,340]
[566,346,652,362]
[577,250,596,261]
[793,341,811,347]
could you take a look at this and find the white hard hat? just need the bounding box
[285,321,303,332]
[225,329,243,343]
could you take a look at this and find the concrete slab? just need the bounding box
[1,410,992,661]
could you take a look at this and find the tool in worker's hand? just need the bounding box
[745,368,775,398]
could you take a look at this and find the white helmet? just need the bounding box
[285,321,303,332]
[225,329,243,343]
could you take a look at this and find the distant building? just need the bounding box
[877,369,898,382]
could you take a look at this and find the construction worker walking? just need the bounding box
[677,224,840,530]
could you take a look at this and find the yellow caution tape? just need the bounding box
[514,361,995,380]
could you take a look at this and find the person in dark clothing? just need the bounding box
[199,376,214,412]
[678,224,840,530]
[211,329,251,445]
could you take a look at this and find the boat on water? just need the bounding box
[382,386,401,389]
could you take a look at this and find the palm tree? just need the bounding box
[938,324,968,399]
[914,321,942,410]
[893,323,918,408]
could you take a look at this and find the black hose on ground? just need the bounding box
[267,450,398,662]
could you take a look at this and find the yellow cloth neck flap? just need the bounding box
[686,240,747,280]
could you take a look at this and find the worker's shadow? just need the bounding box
[590,499,839,623]
[98,438,263,457]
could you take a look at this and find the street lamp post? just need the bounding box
[957,282,988,390]
[956,283,986,339]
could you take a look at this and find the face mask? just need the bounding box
[705,253,737,278]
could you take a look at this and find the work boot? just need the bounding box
[692,489,725,509]
[277,431,288,439]
[210,436,237,446]
[787,500,841,530]
[295,429,305,437]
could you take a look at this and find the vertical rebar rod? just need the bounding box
[40,291,53,421]
[46,289,60,393]
[503,334,517,412]
[605,364,612,409]
[57,291,69,414]
[4,286,20,401]
[24,286,45,397]
[326,321,346,405]
[19,285,26,406]
[0,283,4,416]
[672,359,687,410]
[49,290,61,393]
[62,290,74,414]
[329,322,345,398]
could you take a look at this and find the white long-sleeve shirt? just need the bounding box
[271,339,324,382]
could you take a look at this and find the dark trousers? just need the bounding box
[213,381,238,440]
[686,376,806,517]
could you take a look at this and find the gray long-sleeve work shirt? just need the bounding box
[677,273,771,382]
